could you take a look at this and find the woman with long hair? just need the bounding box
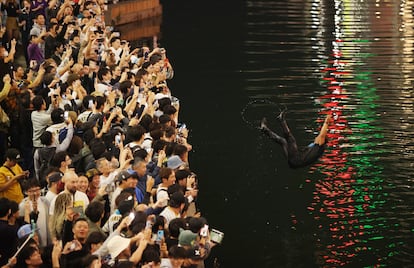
[49,192,71,240]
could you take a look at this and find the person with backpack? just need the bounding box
[33,116,73,187]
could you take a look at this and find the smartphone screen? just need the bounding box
[210,229,224,244]
[156,230,164,243]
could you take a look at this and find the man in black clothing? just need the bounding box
[0,197,18,266]
[260,110,332,169]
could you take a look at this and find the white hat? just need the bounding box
[107,235,131,260]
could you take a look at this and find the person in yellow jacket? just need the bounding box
[0,148,29,203]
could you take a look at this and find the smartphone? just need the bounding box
[156,230,164,243]
[128,212,135,223]
[115,134,121,145]
[210,229,224,244]
[64,111,69,120]
[29,60,37,70]
[69,241,76,250]
[72,206,83,215]
[113,32,120,37]
[88,99,94,109]
[200,224,209,237]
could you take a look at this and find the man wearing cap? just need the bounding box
[167,155,186,171]
[44,172,62,203]
[0,148,29,203]
[110,169,138,214]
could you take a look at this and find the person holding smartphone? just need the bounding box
[0,148,30,203]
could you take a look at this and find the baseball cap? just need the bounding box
[167,155,185,170]
[178,228,198,247]
[48,172,63,183]
[107,235,131,260]
[17,224,39,239]
[5,148,22,161]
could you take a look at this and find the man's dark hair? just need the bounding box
[32,95,44,111]
[24,179,41,192]
[152,139,168,154]
[139,114,153,132]
[97,67,110,81]
[157,97,171,111]
[165,141,177,157]
[40,131,53,146]
[173,144,187,158]
[159,114,171,125]
[164,126,176,140]
[168,218,186,239]
[73,217,89,226]
[188,216,208,234]
[8,200,19,217]
[50,151,68,168]
[85,201,104,223]
[95,95,106,110]
[51,108,65,124]
[85,231,106,247]
[82,95,95,110]
[141,244,161,264]
[162,104,177,116]
[132,148,147,160]
[126,125,146,142]
[168,191,186,208]
[0,197,10,218]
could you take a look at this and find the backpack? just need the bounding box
[153,188,168,204]
[37,147,56,186]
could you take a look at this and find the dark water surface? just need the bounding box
[157,0,414,267]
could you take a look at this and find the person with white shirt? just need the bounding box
[31,95,54,150]
[44,172,62,204]
[19,179,50,248]
[49,170,89,217]
[156,167,176,209]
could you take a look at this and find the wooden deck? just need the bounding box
[105,0,162,26]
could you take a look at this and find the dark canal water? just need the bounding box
[157,0,414,267]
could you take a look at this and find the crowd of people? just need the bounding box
[0,0,219,267]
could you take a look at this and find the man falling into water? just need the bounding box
[260,110,332,169]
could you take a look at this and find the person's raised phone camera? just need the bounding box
[210,229,224,244]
